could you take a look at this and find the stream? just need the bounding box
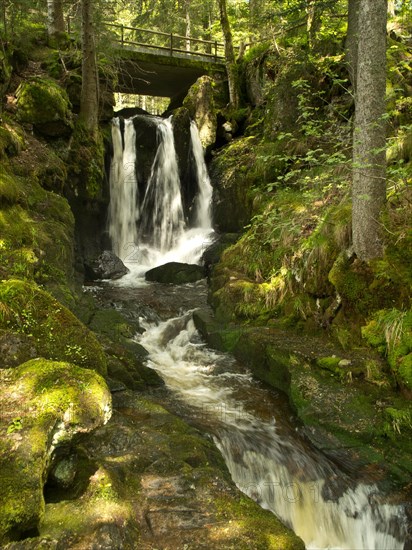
[105,113,408,548]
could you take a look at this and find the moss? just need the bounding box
[0,279,107,375]
[0,359,111,543]
[0,164,74,286]
[0,122,24,159]
[0,172,27,205]
[362,309,412,391]
[214,494,305,550]
[328,253,379,317]
[67,124,105,199]
[383,406,412,437]
[16,77,73,135]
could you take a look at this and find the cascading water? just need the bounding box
[108,118,139,259]
[137,311,407,550]
[108,115,214,279]
[139,117,185,252]
[190,120,213,229]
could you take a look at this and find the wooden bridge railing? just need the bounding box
[105,22,226,62]
[67,19,229,63]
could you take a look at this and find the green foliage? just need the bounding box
[7,418,23,434]
[362,309,412,390]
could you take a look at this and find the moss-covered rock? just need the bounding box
[0,279,107,375]
[0,359,111,543]
[0,171,74,288]
[209,136,256,232]
[183,75,218,149]
[16,77,73,137]
[362,308,412,393]
[0,122,25,160]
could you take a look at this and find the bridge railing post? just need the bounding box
[120,24,124,47]
[170,33,173,56]
[214,40,218,62]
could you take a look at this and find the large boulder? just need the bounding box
[0,279,107,376]
[0,359,111,544]
[183,75,218,150]
[145,262,205,284]
[16,77,73,137]
[84,250,129,281]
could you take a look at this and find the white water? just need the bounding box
[190,120,213,229]
[108,118,139,259]
[137,312,407,550]
[108,115,214,283]
[139,117,185,252]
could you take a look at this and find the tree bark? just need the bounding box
[217,0,239,108]
[306,0,322,48]
[185,0,191,51]
[345,0,360,90]
[80,0,99,135]
[47,0,65,37]
[352,0,388,261]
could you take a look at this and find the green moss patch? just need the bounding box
[362,309,412,391]
[16,77,73,136]
[0,279,107,375]
[0,359,111,543]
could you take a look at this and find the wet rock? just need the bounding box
[48,455,78,489]
[145,262,205,284]
[84,250,129,281]
[202,233,239,273]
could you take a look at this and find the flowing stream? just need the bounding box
[107,114,408,549]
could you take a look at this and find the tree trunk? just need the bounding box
[345,0,360,90]
[306,0,321,48]
[217,0,239,108]
[80,0,99,135]
[47,0,65,37]
[352,0,388,261]
[185,0,191,52]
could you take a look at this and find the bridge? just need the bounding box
[93,22,229,99]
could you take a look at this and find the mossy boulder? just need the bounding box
[362,309,412,393]
[183,75,218,149]
[16,77,73,137]
[0,279,107,376]
[0,359,111,543]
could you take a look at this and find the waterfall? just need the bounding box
[108,115,214,278]
[139,118,185,252]
[137,312,408,550]
[108,118,139,259]
[190,121,213,229]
